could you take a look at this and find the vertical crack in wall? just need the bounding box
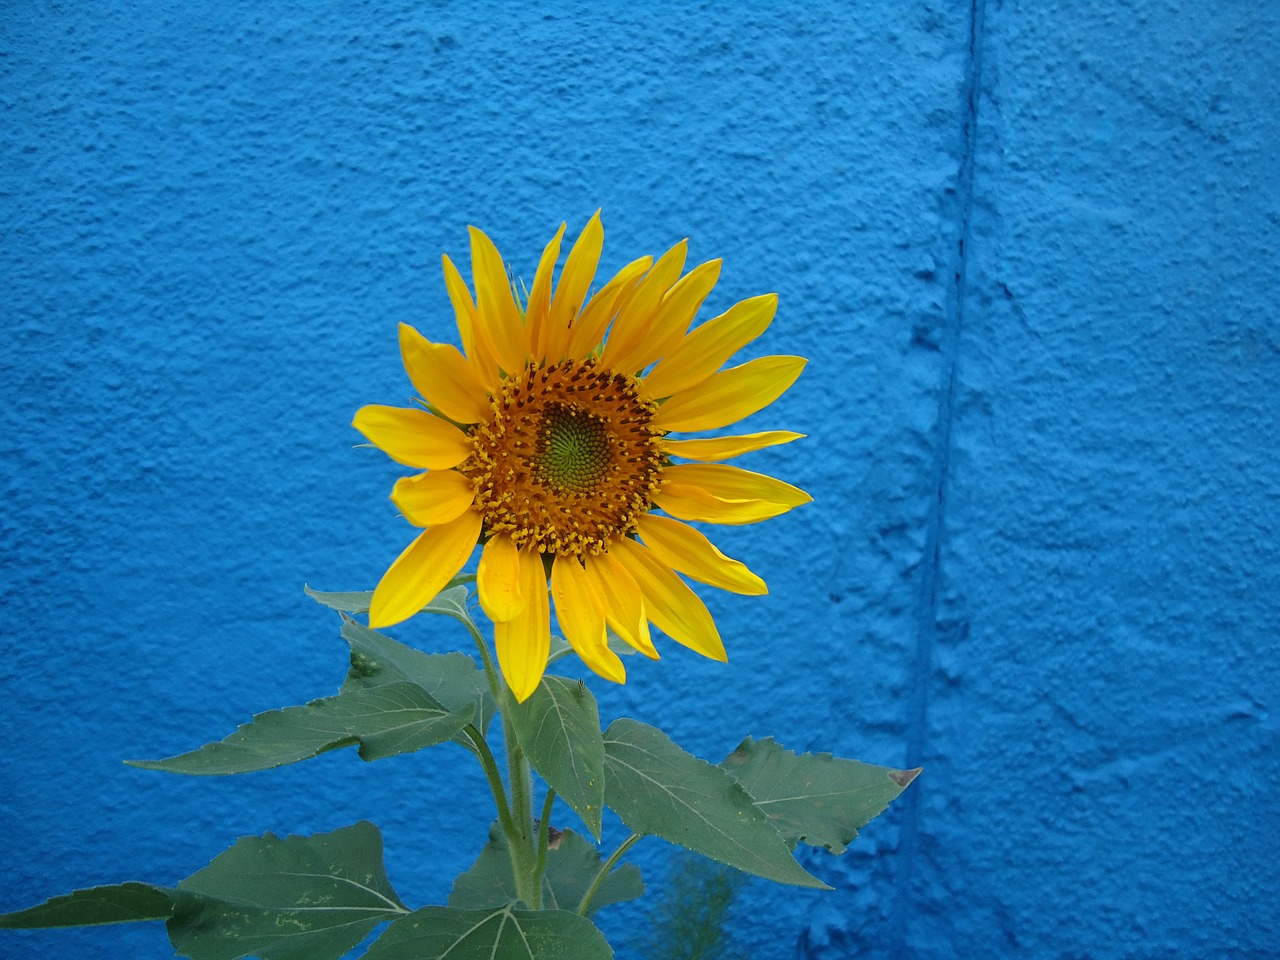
[891,0,986,954]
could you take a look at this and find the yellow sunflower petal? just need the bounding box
[662,430,805,463]
[612,538,726,661]
[391,470,476,528]
[635,514,766,596]
[663,463,811,506]
[585,551,658,659]
[607,258,721,375]
[552,558,626,684]
[477,533,526,623]
[398,324,492,425]
[654,484,795,526]
[469,226,527,374]
[368,509,483,628]
[441,254,483,365]
[525,222,566,363]
[653,355,806,433]
[655,463,812,526]
[564,255,653,360]
[600,240,688,373]
[546,211,604,359]
[494,547,551,702]
[353,405,473,470]
[642,293,777,400]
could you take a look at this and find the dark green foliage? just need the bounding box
[361,904,613,959]
[602,719,827,889]
[0,823,409,960]
[0,582,918,959]
[449,824,643,915]
[509,676,607,839]
[720,737,921,854]
[0,883,175,928]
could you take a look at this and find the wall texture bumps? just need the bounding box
[2,3,1276,958]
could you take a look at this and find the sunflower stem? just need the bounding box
[577,832,641,916]
[535,787,557,883]
[464,724,519,841]
[461,617,504,703]
[463,611,544,907]
[500,688,542,909]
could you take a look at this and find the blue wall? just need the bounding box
[2,3,1277,957]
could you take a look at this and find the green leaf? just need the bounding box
[305,578,475,618]
[602,719,828,889]
[508,676,606,839]
[304,586,376,614]
[0,882,175,928]
[412,582,476,629]
[129,613,494,776]
[361,904,612,960]
[168,821,407,960]
[539,831,644,915]
[721,737,921,854]
[339,617,495,737]
[446,825,515,910]
[449,824,643,916]
[128,681,472,774]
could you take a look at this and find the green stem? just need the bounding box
[464,724,518,841]
[501,688,540,908]
[577,833,641,916]
[459,599,547,909]
[461,616,504,702]
[535,787,557,883]
[546,643,574,666]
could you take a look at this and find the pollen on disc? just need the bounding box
[461,358,664,556]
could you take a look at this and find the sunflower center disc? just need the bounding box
[537,404,611,493]
[462,357,664,556]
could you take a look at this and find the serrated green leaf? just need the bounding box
[339,617,495,736]
[168,821,407,960]
[449,824,643,916]
[128,681,472,775]
[339,683,474,760]
[0,882,175,928]
[508,676,605,839]
[602,719,828,890]
[721,737,921,854]
[305,579,475,617]
[130,614,494,776]
[360,904,612,960]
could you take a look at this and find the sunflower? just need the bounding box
[354,213,810,701]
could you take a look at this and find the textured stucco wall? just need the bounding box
[909,4,1280,957]
[2,3,1276,959]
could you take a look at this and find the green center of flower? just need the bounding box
[537,404,611,494]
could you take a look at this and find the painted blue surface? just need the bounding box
[2,3,1277,958]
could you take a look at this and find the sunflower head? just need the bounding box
[354,213,810,701]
